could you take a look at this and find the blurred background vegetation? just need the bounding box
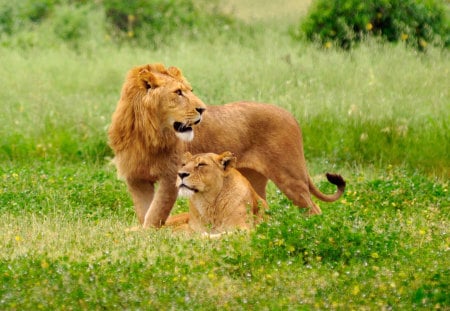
[1,0,448,50]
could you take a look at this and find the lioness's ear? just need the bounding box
[139,68,160,90]
[218,151,236,171]
[167,66,182,79]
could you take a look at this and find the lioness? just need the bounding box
[165,151,267,235]
[108,63,346,228]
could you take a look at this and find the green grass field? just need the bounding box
[1,1,449,310]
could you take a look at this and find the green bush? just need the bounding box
[297,0,449,50]
[53,5,88,42]
[0,0,57,33]
[22,0,57,23]
[103,0,236,45]
[0,0,57,43]
[0,0,240,48]
[0,6,13,35]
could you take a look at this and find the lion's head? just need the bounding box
[176,151,236,197]
[110,63,206,152]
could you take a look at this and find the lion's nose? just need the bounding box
[195,107,205,115]
[178,172,190,179]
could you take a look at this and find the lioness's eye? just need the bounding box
[197,163,207,168]
[175,89,182,96]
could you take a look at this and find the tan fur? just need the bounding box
[165,152,267,235]
[108,63,346,228]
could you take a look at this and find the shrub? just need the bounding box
[103,0,236,46]
[297,0,449,50]
[0,4,14,35]
[0,0,57,38]
[0,0,242,49]
[22,0,57,23]
[53,5,87,42]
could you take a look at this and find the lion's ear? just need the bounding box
[218,151,236,171]
[139,68,160,90]
[167,66,182,78]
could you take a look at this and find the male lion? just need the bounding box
[108,63,346,228]
[164,151,267,235]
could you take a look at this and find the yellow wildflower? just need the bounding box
[41,260,49,269]
[128,15,136,23]
[207,272,216,280]
[419,39,428,48]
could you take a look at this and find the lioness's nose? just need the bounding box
[196,107,205,115]
[178,172,190,179]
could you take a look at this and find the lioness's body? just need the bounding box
[109,64,345,228]
[165,152,267,234]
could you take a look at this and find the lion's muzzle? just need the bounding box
[173,108,205,142]
[173,122,193,133]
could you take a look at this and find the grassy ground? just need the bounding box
[0,1,449,310]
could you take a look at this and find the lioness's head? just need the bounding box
[176,151,236,197]
[124,63,206,141]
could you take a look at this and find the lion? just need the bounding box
[164,151,267,235]
[108,63,346,228]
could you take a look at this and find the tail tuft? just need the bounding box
[309,173,346,202]
[326,173,346,190]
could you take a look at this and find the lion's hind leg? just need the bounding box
[271,175,322,215]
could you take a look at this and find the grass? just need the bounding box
[1,1,449,309]
[1,165,448,309]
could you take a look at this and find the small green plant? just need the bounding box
[297,0,449,50]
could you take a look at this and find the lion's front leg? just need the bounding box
[126,178,155,224]
[143,176,178,228]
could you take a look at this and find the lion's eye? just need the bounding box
[197,163,207,168]
[175,89,182,96]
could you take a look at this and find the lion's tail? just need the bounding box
[308,173,346,202]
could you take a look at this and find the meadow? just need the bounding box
[0,1,449,310]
